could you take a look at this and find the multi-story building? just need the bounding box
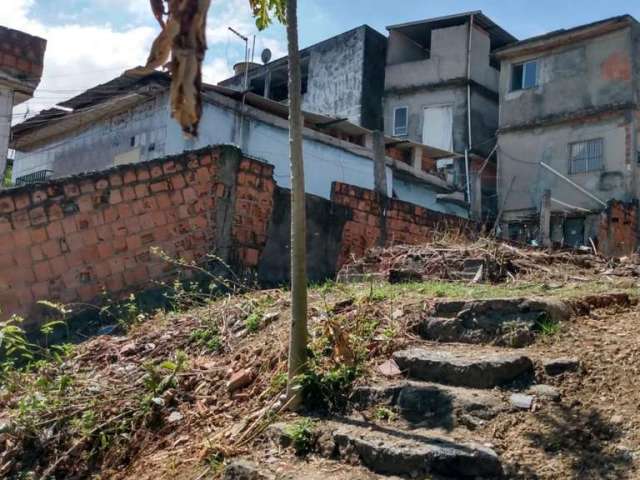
[495,15,640,255]
[219,25,388,131]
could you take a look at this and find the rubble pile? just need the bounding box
[338,238,640,284]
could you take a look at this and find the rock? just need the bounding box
[227,368,255,393]
[120,341,137,356]
[328,420,502,478]
[510,393,534,410]
[376,359,402,377]
[611,414,625,425]
[167,411,183,423]
[543,357,580,376]
[388,268,422,284]
[223,459,272,480]
[528,384,560,401]
[262,312,279,326]
[393,348,534,388]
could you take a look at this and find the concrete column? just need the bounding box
[0,86,13,184]
[372,130,387,197]
[540,189,552,247]
[264,69,271,99]
[472,171,482,221]
[412,145,422,171]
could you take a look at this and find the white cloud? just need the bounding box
[2,0,285,122]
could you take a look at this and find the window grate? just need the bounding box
[15,169,54,186]
[569,138,603,174]
[393,106,408,137]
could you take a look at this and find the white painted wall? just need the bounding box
[0,86,12,180]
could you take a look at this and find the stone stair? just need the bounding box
[253,297,602,478]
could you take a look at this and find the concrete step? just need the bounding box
[351,380,506,428]
[269,420,502,479]
[417,297,571,347]
[392,347,534,389]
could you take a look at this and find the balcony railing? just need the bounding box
[15,170,54,186]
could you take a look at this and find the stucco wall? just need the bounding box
[499,28,634,128]
[497,113,631,218]
[13,94,170,181]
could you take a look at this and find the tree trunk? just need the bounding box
[285,0,308,403]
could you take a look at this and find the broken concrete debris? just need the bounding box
[227,368,256,393]
[543,357,580,376]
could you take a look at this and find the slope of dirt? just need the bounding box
[0,265,638,479]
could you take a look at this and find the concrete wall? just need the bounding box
[497,112,631,218]
[0,86,11,177]
[499,28,634,129]
[13,94,170,181]
[384,86,468,152]
[393,173,468,217]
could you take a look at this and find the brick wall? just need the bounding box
[331,182,474,267]
[598,201,637,257]
[0,146,275,328]
[0,26,46,83]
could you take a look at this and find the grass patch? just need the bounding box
[284,418,316,456]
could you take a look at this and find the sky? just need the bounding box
[4,0,640,122]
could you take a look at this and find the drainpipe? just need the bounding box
[466,14,474,149]
[465,15,474,210]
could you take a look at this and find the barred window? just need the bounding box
[569,138,603,174]
[393,106,408,137]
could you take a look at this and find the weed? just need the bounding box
[268,371,288,395]
[204,452,225,475]
[297,364,359,412]
[244,311,262,333]
[284,418,316,456]
[373,406,397,423]
[189,325,222,353]
[537,317,561,337]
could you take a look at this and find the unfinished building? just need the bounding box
[495,15,640,255]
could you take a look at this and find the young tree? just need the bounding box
[147,0,308,402]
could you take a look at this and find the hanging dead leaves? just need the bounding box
[146,0,211,138]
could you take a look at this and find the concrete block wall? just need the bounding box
[0,146,275,328]
[331,182,474,266]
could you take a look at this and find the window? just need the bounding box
[393,106,408,136]
[511,60,538,91]
[569,138,604,174]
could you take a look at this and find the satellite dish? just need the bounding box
[261,48,272,65]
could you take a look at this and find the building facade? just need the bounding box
[219,25,388,131]
[495,15,640,253]
[0,25,46,182]
[11,71,467,218]
[382,12,515,219]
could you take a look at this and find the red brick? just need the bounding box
[95,178,109,190]
[109,189,123,204]
[150,180,169,193]
[34,261,53,282]
[113,237,127,253]
[0,196,15,213]
[156,192,171,209]
[64,183,80,197]
[0,253,14,269]
[152,210,167,227]
[133,182,149,198]
[109,173,123,187]
[126,235,142,251]
[102,207,118,225]
[77,194,95,213]
[117,203,132,218]
[31,189,47,204]
[62,217,77,235]
[123,170,137,184]
[79,180,95,194]
[96,224,113,242]
[66,232,84,250]
[163,160,177,174]
[30,227,48,244]
[121,186,136,202]
[32,282,50,300]
[195,166,210,183]
[95,262,111,279]
[49,256,68,277]
[170,190,183,205]
[170,174,186,190]
[12,229,31,247]
[97,241,113,259]
[42,239,61,258]
[183,187,198,204]
[124,216,141,233]
[47,203,64,221]
[150,165,163,178]
[82,229,99,246]
[109,257,126,274]
[29,206,47,226]
[14,192,30,210]
[136,167,151,181]
[0,217,12,234]
[112,221,128,237]
[105,274,125,292]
